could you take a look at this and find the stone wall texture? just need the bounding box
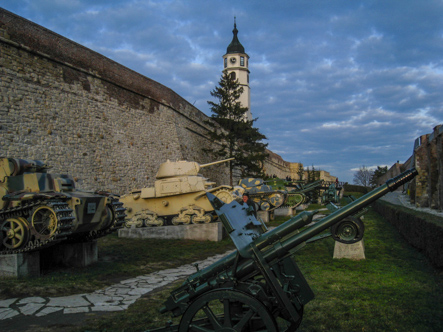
[0,8,232,195]
[376,125,443,211]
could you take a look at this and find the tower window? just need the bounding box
[224,58,227,68]
[240,56,244,66]
[230,72,236,81]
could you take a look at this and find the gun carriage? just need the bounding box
[149,168,417,331]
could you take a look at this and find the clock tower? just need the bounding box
[223,19,252,121]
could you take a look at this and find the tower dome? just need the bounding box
[226,22,245,54]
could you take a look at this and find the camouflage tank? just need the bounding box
[266,178,306,208]
[120,158,238,227]
[238,178,287,211]
[0,158,126,254]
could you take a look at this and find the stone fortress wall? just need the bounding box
[377,124,443,211]
[0,8,232,195]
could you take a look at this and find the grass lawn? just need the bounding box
[1,203,442,331]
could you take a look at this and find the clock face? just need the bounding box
[230,57,236,64]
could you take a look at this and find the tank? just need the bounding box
[238,178,287,211]
[0,158,126,254]
[120,158,238,227]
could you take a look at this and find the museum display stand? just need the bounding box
[274,207,295,217]
[333,239,366,260]
[118,222,225,242]
[0,241,98,277]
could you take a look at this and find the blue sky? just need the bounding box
[2,0,443,182]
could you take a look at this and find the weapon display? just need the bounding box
[149,168,417,332]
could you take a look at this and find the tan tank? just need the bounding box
[121,158,237,227]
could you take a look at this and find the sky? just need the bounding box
[2,0,443,183]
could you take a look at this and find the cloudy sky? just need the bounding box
[2,0,443,182]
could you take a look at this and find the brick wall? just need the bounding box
[0,8,230,195]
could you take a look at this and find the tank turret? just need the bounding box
[0,157,126,254]
[120,158,237,227]
[156,158,234,179]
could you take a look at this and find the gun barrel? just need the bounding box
[200,158,234,168]
[160,168,417,315]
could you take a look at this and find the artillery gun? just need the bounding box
[238,178,287,211]
[0,157,126,254]
[120,158,238,227]
[148,168,417,331]
[321,182,340,204]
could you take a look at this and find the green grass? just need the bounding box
[1,205,442,332]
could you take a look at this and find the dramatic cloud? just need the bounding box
[2,0,443,182]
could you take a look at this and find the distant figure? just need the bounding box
[335,178,339,187]
[242,193,257,217]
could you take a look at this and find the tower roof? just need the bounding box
[226,19,245,54]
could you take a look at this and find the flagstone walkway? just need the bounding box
[0,250,235,322]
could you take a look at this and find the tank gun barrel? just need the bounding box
[199,157,234,168]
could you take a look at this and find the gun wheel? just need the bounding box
[179,289,278,332]
[331,217,364,244]
[31,206,58,239]
[1,217,30,249]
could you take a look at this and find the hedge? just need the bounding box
[373,200,443,268]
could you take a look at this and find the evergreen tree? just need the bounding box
[205,72,268,185]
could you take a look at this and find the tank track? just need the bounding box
[0,199,75,255]
[279,193,305,209]
[65,197,126,243]
[249,191,287,212]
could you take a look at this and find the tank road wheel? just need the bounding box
[191,213,212,224]
[1,217,30,249]
[268,193,285,207]
[330,217,365,244]
[260,201,270,211]
[214,189,235,204]
[179,289,278,332]
[31,206,58,239]
[172,215,191,225]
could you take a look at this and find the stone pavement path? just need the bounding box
[0,250,235,324]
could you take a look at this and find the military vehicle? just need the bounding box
[120,158,237,227]
[0,157,126,254]
[148,168,417,331]
[238,178,287,211]
[321,182,341,204]
[266,178,324,208]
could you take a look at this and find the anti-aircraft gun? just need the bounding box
[0,157,126,254]
[148,168,417,331]
[120,158,238,227]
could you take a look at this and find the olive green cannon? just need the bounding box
[148,168,417,331]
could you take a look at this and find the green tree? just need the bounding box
[370,166,388,187]
[205,72,268,185]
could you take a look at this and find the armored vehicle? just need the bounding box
[238,178,287,211]
[0,158,126,254]
[266,178,324,208]
[120,158,237,227]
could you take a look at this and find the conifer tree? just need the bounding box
[205,72,268,185]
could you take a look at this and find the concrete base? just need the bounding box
[0,251,40,277]
[41,241,98,268]
[296,204,308,211]
[274,207,295,217]
[333,239,366,260]
[0,241,98,277]
[118,222,225,242]
[257,210,270,223]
